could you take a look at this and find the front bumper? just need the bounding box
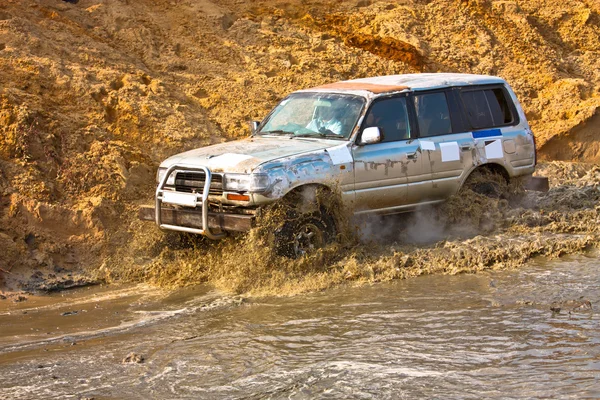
[139,205,255,233]
[154,164,257,239]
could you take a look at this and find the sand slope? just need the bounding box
[0,0,598,289]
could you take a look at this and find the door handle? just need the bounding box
[460,144,473,151]
[406,151,417,159]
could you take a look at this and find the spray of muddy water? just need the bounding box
[101,164,600,296]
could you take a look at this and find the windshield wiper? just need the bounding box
[260,130,295,135]
[294,132,345,139]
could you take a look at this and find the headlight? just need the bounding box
[223,173,270,193]
[156,167,176,185]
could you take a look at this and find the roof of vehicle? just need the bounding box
[303,73,507,97]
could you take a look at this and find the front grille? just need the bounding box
[174,172,223,195]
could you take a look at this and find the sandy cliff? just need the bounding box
[0,0,599,291]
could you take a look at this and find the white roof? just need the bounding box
[300,73,507,98]
[350,73,505,90]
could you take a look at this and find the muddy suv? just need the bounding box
[140,73,538,255]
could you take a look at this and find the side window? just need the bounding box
[461,90,493,129]
[413,92,452,137]
[486,88,514,125]
[364,97,411,142]
[461,88,515,129]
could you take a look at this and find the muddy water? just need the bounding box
[1,254,599,399]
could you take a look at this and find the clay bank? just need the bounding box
[1,0,599,294]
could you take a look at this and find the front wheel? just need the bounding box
[274,210,336,258]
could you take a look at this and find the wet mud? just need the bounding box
[81,162,597,297]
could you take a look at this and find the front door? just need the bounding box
[351,95,429,212]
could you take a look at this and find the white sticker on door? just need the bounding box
[440,142,460,162]
[484,139,503,159]
[326,144,353,165]
[420,140,436,151]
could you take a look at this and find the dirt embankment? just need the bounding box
[0,0,599,294]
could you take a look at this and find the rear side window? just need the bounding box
[364,97,411,142]
[461,88,514,129]
[413,92,452,137]
[486,89,513,125]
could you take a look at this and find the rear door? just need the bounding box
[411,89,474,201]
[351,95,428,211]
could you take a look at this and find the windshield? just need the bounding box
[257,92,365,139]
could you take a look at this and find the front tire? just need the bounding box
[274,209,336,258]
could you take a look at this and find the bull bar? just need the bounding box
[155,164,226,240]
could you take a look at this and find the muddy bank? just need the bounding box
[0,0,599,293]
[93,161,599,296]
[3,160,600,296]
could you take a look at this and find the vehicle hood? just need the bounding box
[160,136,343,173]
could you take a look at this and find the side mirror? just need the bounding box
[248,120,260,135]
[359,127,382,145]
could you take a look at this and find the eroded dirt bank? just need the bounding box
[1,0,599,295]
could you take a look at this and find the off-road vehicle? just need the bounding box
[140,73,544,256]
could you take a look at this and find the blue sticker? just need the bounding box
[472,129,502,139]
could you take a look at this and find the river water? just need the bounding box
[0,252,599,399]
